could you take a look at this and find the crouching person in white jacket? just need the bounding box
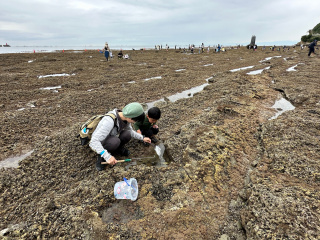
[90,102,151,171]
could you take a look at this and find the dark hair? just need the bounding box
[131,112,145,123]
[148,107,161,120]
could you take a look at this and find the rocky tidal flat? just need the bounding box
[0,47,319,239]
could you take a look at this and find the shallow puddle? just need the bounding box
[38,73,75,79]
[269,98,295,120]
[154,143,169,166]
[146,76,212,108]
[144,76,162,81]
[40,85,62,91]
[0,150,34,169]
[167,83,209,102]
[125,143,170,169]
[247,66,270,75]
[175,69,186,72]
[146,98,165,109]
[286,64,302,72]
[229,65,254,72]
[259,56,282,63]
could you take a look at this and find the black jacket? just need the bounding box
[309,41,317,49]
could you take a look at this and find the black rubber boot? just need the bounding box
[118,146,130,156]
[96,155,106,171]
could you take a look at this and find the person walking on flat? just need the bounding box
[308,40,317,57]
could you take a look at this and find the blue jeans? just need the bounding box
[104,51,109,60]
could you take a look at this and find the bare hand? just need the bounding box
[107,156,117,165]
[143,137,151,143]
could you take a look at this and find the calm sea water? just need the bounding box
[0,45,155,54]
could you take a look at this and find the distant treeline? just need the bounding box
[301,23,320,42]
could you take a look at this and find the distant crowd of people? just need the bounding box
[102,40,318,61]
[153,43,230,53]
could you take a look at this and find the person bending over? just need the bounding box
[90,102,151,171]
[133,107,161,145]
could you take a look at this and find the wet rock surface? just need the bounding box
[0,47,319,239]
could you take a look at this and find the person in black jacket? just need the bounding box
[118,50,123,59]
[308,40,317,57]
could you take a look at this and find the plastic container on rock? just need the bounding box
[114,178,138,201]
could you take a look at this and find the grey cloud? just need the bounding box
[1,0,320,46]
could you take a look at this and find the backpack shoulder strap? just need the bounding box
[105,112,118,130]
[105,112,116,120]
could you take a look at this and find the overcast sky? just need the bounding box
[1,0,319,47]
